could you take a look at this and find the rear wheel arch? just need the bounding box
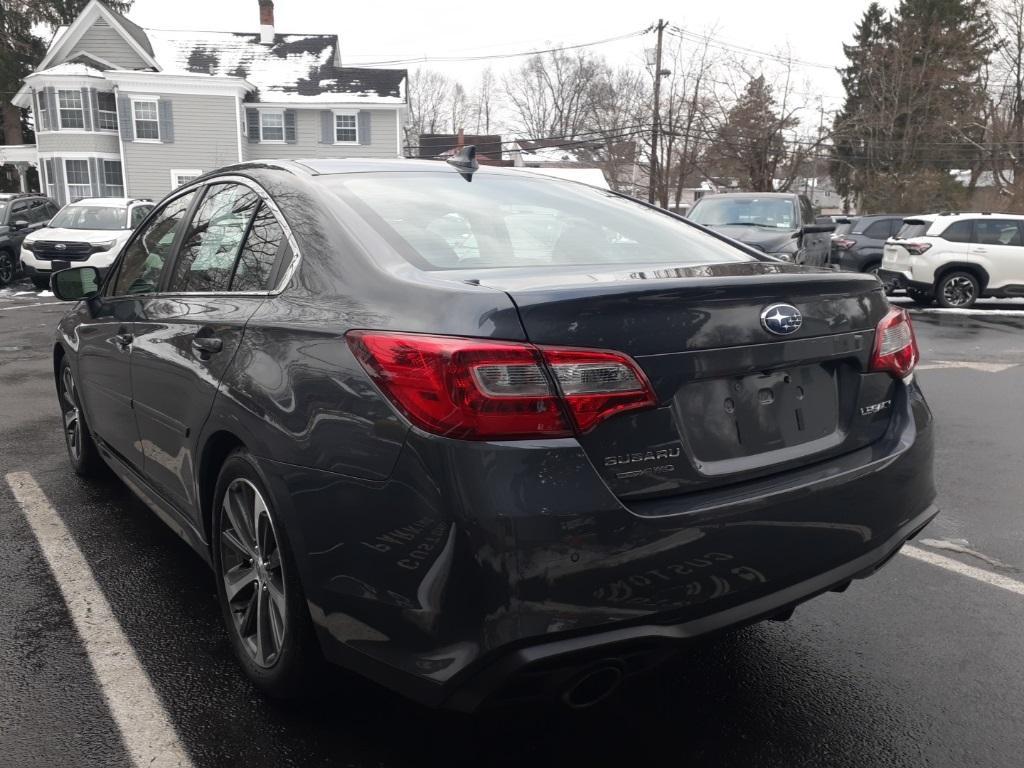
[933,262,989,292]
[199,430,247,546]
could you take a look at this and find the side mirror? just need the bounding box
[11,219,29,231]
[52,267,101,301]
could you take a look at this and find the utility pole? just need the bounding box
[648,19,667,205]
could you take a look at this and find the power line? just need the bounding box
[667,26,837,71]
[347,27,652,67]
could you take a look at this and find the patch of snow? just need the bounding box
[38,291,54,298]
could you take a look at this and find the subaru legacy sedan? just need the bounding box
[50,157,936,711]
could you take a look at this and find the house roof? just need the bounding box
[417,134,504,160]
[106,4,154,56]
[145,29,406,103]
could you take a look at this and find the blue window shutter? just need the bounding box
[80,87,93,131]
[89,158,102,197]
[358,111,371,146]
[117,95,134,141]
[284,109,297,143]
[45,88,58,129]
[319,110,333,144]
[52,159,66,206]
[246,108,260,143]
[158,100,174,143]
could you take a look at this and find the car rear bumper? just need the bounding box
[878,269,931,293]
[256,378,936,709]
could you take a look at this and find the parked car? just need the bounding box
[880,212,1024,308]
[830,216,859,239]
[21,197,153,290]
[686,191,836,266]
[49,158,936,710]
[0,193,59,286]
[829,214,907,275]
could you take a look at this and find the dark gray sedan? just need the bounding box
[49,158,936,711]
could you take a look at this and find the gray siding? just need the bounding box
[37,131,120,154]
[245,109,400,161]
[121,93,239,200]
[68,18,148,70]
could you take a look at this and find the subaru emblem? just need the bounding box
[760,303,803,336]
[55,243,66,250]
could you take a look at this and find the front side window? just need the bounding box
[335,112,357,143]
[688,197,796,230]
[133,100,160,140]
[974,219,1023,246]
[327,173,755,270]
[97,92,118,131]
[112,192,195,295]
[65,159,91,201]
[168,184,259,292]
[260,111,284,142]
[104,160,124,197]
[58,90,84,129]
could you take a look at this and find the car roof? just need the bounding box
[694,192,798,199]
[909,212,1024,224]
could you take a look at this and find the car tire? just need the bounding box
[906,288,933,306]
[212,450,322,698]
[0,250,15,286]
[58,358,106,477]
[31,276,50,291]
[863,263,881,277]
[935,271,980,309]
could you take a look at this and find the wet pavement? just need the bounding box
[1,278,1023,767]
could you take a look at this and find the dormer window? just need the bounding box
[58,90,85,129]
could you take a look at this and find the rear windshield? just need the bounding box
[832,220,856,236]
[49,205,127,231]
[687,196,797,229]
[323,172,754,270]
[896,220,931,239]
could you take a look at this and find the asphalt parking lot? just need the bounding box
[1,281,1022,768]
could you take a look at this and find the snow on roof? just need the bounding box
[145,29,405,104]
[32,62,108,78]
[518,147,584,164]
[511,167,610,189]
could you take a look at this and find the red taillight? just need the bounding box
[869,308,919,378]
[904,242,932,255]
[833,237,856,250]
[346,331,656,440]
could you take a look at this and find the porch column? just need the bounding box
[16,163,28,192]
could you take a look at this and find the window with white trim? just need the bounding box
[133,99,160,140]
[171,169,203,189]
[38,93,49,132]
[65,159,91,201]
[58,90,85,129]
[335,111,357,143]
[104,160,125,197]
[97,92,118,131]
[260,111,284,142]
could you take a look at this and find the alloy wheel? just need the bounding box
[220,478,287,668]
[0,253,13,284]
[942,276,976,307]
[60,367,82,462]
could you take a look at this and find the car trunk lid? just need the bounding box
[477,261,896,500]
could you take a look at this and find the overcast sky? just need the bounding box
[121,0,897,120]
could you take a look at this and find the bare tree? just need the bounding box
[407,68,454,138]
[469,67,498,134]
[504,48,602,138]
[587,65,649,192]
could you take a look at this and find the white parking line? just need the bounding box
[0,301,63,311]
[901,544,1024,596]
[6,472,194,768]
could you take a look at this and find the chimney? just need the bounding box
[259,0,275,44]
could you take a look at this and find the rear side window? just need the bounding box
[231,202,285,291]
[861,220,892,239]
[974,219,1023,246]
[897,220,932,239]
[130,205,153,228]
[112,192,196,295]
[169,184,259,293]
[940,221,973,243]
[327,173,753,270]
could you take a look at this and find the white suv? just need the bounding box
[21,197,153,290]
[880,212,1024,308]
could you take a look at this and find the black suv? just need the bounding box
[829,214,906,275]
[0,193,59,285]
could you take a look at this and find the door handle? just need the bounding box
[191,336,223,355]
[113,332,133,349]
[971,248,987,254]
